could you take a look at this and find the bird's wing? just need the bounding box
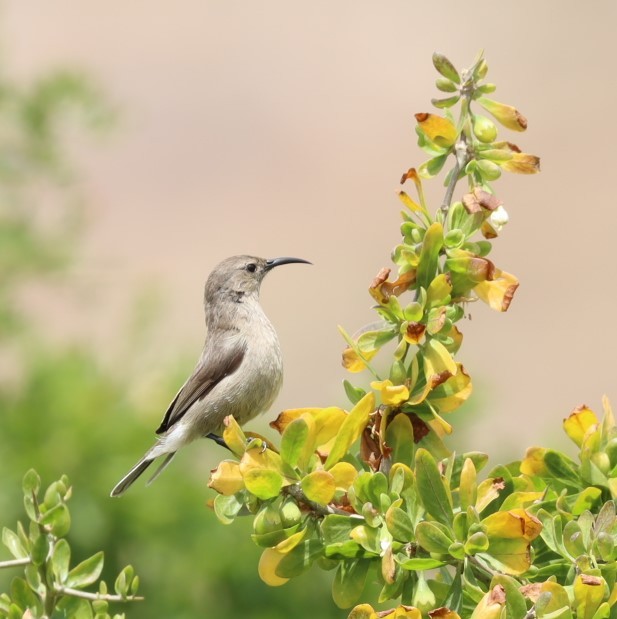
[155,336,246,435]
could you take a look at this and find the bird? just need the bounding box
[110,254,311,497]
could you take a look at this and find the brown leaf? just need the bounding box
[489,585,506,605]
[405,322,426,344]
[580,575,603,586]
[520,583,543,602]
[369,268,416,304]
[462,188,502,214]
[361,427,382,471]
[430,370,453,389]
[410,414,430,443]
[400,167,420,185]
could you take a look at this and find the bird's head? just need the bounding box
[204,255,311,305]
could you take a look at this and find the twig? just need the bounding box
[440,136,470,215]
[284,484,362,518]
[55,586,144,603]
[0,557,31,569]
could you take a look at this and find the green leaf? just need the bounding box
[416,222,444,291]
[385,413,414,466]
[357,328,397,353]
[9,578,38,613]
[66,551,104,589]
[213,493,243,525]
[2,528,28,560]
[544,450,581,485]
[395,556,446,570]
[432,52,460,83]
[332,559,370,609]
[22,470,40,497]
[415,521,453,554]
[276,540,323,579]
[418,154,448,178]
[31,533,49,566]
[324,541,375,559]
[343,381,366,406]
[40,503,71,537]
[325,392,374,469]
[51,538,71,584]
[114,565,134,597]
[280,416,315,471]
[321,515,356,544]
[415,448,453,525]
[385,505,413,542]
[243,469,284,500]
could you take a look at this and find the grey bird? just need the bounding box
[110,254,310,497]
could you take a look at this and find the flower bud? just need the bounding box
[473,114,497,143]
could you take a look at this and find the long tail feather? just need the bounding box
[146,452,176,486]
[110,458,154,497]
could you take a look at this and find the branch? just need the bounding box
[56,586,144,603]
[0,557,31,569]
[284,484,363,518]
[440,135,470,215]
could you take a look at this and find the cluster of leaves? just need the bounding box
[0,470,140,619]
[205,52,617,619]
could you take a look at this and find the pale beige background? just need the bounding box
[7,1,617,460]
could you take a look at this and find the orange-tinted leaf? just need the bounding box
[499,152,540,174]
[415,113,458,148]
[564,405,599,448]
[369,268,416,304]
[208,460,244,495]
[342,347,378,373]
[474,268,519,312]
[477,97,527,132]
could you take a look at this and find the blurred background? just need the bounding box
[1,1,616,617]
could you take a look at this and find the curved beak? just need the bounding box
[265,257,312,270]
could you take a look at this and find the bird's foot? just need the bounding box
[246,436,268,453]
[206,433,229,449]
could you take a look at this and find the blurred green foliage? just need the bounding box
[0,54,341,617]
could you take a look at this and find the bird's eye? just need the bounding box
[246,263,257,273]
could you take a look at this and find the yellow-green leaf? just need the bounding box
[301,470,336,505]
[258,548,288,586]
[325,393,375,469]
[280,415,316,471]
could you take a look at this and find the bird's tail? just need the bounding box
[110,452,176,497]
